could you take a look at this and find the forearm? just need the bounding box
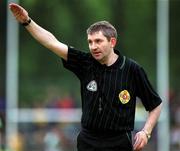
[133,103,162,150]
[26,20,57,48]
[25,19,68,60]
[143,103,162,134]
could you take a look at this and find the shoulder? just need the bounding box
[68,46,91,60]
[68,46,89,56]
[124,57,142,69]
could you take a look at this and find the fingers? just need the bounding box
[133,134,141,150]
[133,131,148,151]
[9,3,22,14]
[9,3,29,23]
[134,139,144,151]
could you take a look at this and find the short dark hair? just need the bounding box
[87,21,117,41]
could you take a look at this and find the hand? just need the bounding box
[9,3,29,23]
[133,130,148,151]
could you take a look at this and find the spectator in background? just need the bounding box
[44,125,64,151]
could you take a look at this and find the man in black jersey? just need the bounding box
[9,3,162,151]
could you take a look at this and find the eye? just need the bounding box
[95,39,102,44]
[88,40,92,45]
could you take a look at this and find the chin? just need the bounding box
[93,56,102,61]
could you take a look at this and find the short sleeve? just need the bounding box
[62,47,90,79]
[135,66,162,111]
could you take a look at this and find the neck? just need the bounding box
[101,50,118,66]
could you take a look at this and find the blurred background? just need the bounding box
[0,0,180,151]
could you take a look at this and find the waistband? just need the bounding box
[78,127,132,148]
[81,127,131,139]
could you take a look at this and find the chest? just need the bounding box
[82,66,136,102]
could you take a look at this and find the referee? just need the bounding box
[9,3,162,151]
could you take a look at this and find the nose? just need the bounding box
[90,42,97,50]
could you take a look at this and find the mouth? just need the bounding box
[92,52,101,57]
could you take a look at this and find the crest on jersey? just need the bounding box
[119,90,130,104]
[87,80,97,92]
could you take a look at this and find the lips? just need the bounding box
[93,51,101,56]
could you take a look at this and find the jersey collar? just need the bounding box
[92,49,125,70]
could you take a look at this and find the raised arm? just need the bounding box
[9,3,68,60]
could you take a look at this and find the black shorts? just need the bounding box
[77,131,133,151]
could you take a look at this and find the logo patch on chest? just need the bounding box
[87,80,97,92]
[119,90,130,104]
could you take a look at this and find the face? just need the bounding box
[87,31,116,64]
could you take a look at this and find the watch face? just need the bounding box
[142,130,151,139]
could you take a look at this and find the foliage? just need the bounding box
[1,0,180,107]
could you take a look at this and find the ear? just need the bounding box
[110,37,117,48]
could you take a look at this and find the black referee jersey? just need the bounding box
[62,46,162,133]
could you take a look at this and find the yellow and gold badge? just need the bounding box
[119,90,130,104]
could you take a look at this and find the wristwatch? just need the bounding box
[142,129,151,140]
[22,18,31,26]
